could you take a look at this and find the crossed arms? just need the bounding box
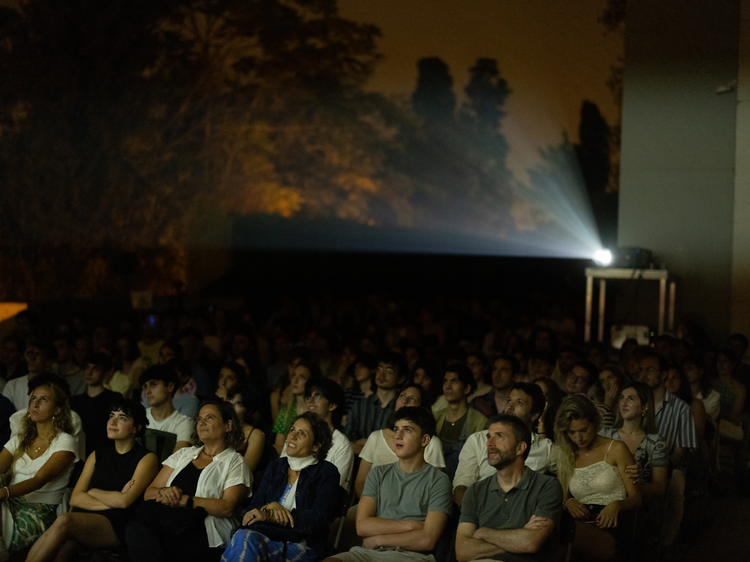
[455,515,555,562]
[356,495,449,552]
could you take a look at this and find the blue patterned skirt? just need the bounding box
[221,529,319,562]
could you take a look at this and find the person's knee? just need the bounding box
[50,513,76,537]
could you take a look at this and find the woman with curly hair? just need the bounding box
[126,400,251,562]
[27,398,159,562]
[554,394,641,561]
[221,412,341,562]
[0,378,78,560]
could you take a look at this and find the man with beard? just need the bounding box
[455,414,562,562]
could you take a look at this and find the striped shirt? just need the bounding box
[654,391,698,456]
[344,392,396,441]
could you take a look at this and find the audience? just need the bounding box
[0,300,745,560]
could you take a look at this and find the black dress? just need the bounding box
[73,442,152,544]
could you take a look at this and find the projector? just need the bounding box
[614,247,652,269]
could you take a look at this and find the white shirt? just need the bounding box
[697,389,721,424]
[360,428,446,468]
[3,432,77,504]
[10,409,86,461]
[452,430,552,491]
[146,408,194,445]
[164,445,252,548]
[282,428,354,490]
[3,375,29,410]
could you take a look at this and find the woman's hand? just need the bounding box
[242,508,268,526]
[624,462,643,485]
[596,501,621,528]
[265,501,295,527]
[121,479,135,494]
[565,498,591,521]
[156,486,183,507]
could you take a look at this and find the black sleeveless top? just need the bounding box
[75,442,153,544]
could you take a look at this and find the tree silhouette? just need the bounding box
[0,0,397,300]
[411,57,456,127]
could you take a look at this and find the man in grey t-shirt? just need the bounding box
[456,414,562,562]
[325,406,452,562]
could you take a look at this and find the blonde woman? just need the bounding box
[554,394,641,561]
[0,376,78,560]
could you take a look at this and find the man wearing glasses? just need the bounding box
[281,377,354,489]
[346,352,406,455]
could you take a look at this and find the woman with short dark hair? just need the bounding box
[27,399,159,562]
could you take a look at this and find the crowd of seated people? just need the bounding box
[0,303,747,561]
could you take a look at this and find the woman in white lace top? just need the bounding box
[554,394,641,561]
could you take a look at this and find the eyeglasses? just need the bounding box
[305,392,324,403]
[377,366,396,376]
[567,374,588,385]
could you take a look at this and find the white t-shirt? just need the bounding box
[164,446,251,548]
[146,408,194,445]
[4,432,78,504]
[282,428,354,489]
[2,375,30,410]
[360,429,446,468]
[697,389,721,424]
[452,430,551,491]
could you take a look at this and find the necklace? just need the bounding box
[33,436,51,454]
[202,449,218,459]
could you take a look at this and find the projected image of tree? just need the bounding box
[0,0,621,300]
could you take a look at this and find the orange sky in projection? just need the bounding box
[338,0,623,183]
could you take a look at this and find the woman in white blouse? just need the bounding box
[126,400,251,562]
[0,376,77,561]
[354,384,445,497]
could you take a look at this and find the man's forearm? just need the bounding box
[364,529,437,553]
[455,535,503,562]
[357,517,421,538]
[474,527,544,554]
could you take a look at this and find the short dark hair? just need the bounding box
[28,373,71,398]
[294,412,333,462]
[573,360,599,385]
[393,406,436,438]
[221,361,248,384]
[637,347,668,372]
[486,413,532,460]
[445,363,475,396]
[139,364,179,395]
[728,333,749,351]
[294,359,323,380]
[109,398,149,438]
[495,354,520,376]
[305,377,346,428]
[354,353,378,371]
[510,382,546,418]
[195,399,245,449]
[87,352,113,373]
[26,336,57,361]
[226,384,265,423]
[379,351,408,380]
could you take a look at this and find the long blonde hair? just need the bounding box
[553,394,602,492]
[15,382,74,462]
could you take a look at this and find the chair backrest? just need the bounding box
[143,428,177,463]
